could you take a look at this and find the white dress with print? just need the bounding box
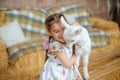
[40,41,81,80]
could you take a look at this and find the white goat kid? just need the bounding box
[61,16,91,80]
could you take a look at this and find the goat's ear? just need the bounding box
[61,16,70,28]
[75,30,81,35]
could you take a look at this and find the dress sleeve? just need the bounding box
[43,40,64,54]
[48,41,64,53]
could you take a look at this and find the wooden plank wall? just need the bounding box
[0,0,109,19]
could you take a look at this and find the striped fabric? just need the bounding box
[4,6,109,49]
[6,8,48,39]
[48,4,91,27]
[87,27,109,48]
[8,38,45,65]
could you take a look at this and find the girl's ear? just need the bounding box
[48,32,53,36]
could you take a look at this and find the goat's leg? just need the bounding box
[83,54,90,80]
[74,54,83,80]
[75,55,81,68]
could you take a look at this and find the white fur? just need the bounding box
[61,17,91,80]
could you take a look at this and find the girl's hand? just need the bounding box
[50,52,56,55]
[50,51,60,55]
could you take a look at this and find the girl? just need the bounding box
[40,13,82,80]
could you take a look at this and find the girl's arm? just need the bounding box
[51,51,76,69]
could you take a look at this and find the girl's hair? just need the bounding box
[45,13,68,32]
[44,13,74,60]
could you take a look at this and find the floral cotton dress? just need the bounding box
[40,40,81,80]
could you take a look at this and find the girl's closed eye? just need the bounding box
[54,30,59,33]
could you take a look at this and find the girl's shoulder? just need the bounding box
[43,40,64,52]
[50,41,64,52]
[50,41,62,46]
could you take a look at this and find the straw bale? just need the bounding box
[0,51,45,80]
[0,38,8,73]
[0,11,7,26]
[89,17,119,31]
[0,11,8,73]
[13,51,45,75]
[89,17,120,40]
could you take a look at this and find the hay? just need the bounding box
[0,11,7,26]
[89,17,119,31]
[0,38,8,73]
[0,12,9,73]
[0,51,45,80]
[89,17,120,39]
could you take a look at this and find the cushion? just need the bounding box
[0,20,26,47]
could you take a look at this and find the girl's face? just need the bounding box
[49,21,66,44]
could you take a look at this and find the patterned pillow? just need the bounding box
[6,8,48,39]
[0,20,26,47]
[48,4,91,27]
